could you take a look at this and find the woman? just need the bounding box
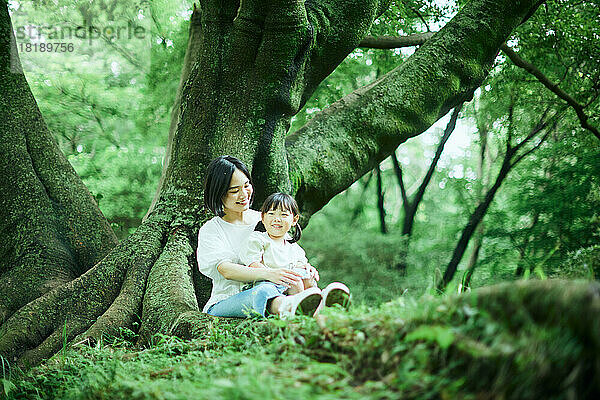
[197,155,323,318]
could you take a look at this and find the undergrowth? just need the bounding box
[3,281,598,400]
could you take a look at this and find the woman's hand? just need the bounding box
[263,268,303,288]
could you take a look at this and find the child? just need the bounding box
[240,192,350,310]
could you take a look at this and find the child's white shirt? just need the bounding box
[240,231,308,271]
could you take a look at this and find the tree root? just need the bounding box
[72,216,168,344]
[0,251,76,326]
[139,228,199,344]
[169,311,220,341]
[17,319,91,370]
[0,214,166,366]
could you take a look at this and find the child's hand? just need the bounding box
[265,268,303,288]
[303,263,319,282]
[288,278,305,294]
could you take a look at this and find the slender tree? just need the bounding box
[1,0,546,368]
[375,165,388,234]
[438,99,564,291]
[391,105,462,236]
[461,113,490,289]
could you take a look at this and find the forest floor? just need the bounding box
[3,280,597,400]
[3,215,598,399]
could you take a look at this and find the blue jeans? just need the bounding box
[206,282,287,318]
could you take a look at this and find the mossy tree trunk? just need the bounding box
[1,0,543,369]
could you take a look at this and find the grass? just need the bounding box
[3,213,598,399]
[4,315,359,400]
[3,282,598,400]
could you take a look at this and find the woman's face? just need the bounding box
[222,168,253,214]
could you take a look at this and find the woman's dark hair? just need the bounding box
[204,155,254,217]
[255,192,302,243]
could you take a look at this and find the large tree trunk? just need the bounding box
[1,0,543,369]
[0,2,119,347]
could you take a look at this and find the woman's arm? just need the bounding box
[217,261,303,287]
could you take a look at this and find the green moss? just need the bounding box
[139,229,198,344]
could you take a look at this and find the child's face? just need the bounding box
[262,206,298,240]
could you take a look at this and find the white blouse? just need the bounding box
[196,210,261,312]
[240,231,308,270]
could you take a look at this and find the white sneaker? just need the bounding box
[278,287,323,319]
[315,282,350,315]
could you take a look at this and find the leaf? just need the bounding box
[405,325,455,349]
[1,378,17,396]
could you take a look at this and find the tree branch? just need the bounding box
[360,34,600,142]
[359,32,435,49]
[409,4,431,32]
[511,115,561,168]
[511,128,551,168]
[391,152,409,210]
[300,0,391,104]
[400,105,461,236]
[287,0,543,220]
[501,45,600,141]
[413,105,462,210]
[359,32,434,49]
[512,107,551,153]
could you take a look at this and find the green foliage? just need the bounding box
[562,245,600,280]
[405,324,455,349]
[301,205,413,305]
[67,145,163,237]
[6,282,598,399]
[11,0,193,239]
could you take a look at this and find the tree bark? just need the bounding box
[1,0,543,368]
[375,165,387,234]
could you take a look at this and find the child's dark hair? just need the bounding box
[255,192,302,243]
[204,155,254,217]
